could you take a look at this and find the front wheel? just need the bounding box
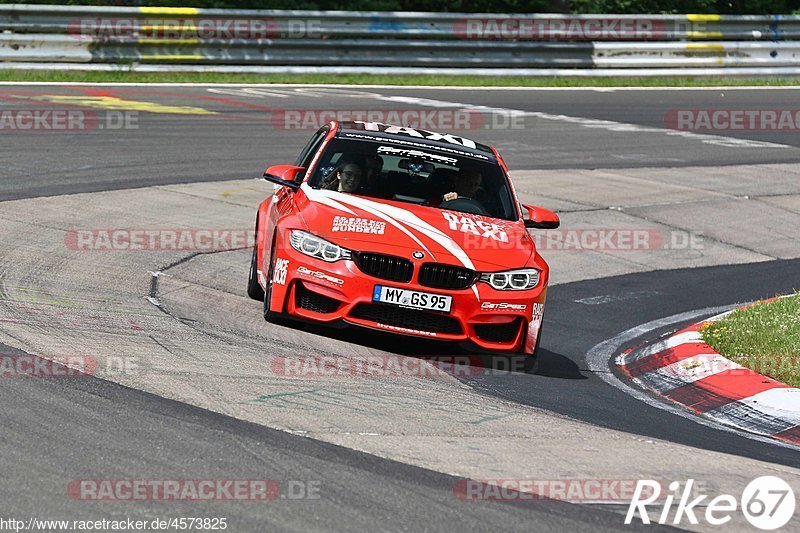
[263,246,279,323]
[522,323,542,373]
[247,244,265,301]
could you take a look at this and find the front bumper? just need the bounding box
[265,248,547,354]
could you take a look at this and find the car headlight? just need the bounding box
[479,269,539,291]
[289,230,351,262]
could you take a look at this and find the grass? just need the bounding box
[1,70,800,86]
[702,292,800,387]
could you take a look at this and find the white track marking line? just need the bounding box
[0,82,800,90]
[207,87,293,98]
[584,304,800,450]
[371,94,790,149]
[8,81,789,148]
[1,82,792,147]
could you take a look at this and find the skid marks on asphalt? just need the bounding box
[241,386,520,431]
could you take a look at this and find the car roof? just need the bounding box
[334,121,496,162]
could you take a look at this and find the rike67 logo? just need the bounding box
[626,477,795,530]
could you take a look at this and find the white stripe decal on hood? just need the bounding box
[303,186,481,300]
[343,196,482,301]
[301,183,356,215]
[338,194,475,270]
[312,188,435,259]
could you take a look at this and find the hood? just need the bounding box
[296,185,534,271]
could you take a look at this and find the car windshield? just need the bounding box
[308,137,518,221]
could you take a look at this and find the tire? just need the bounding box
[523,323,542,374]
[247,244,265,301]
[262,244,279,323]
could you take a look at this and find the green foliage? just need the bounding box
[703,293,800,387]
[571,0,800,14]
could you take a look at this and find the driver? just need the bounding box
[438,169,490,216]
[443,169,482,202]
[364,154,384,184]
[358,154,391,196]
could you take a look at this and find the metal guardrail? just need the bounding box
[1,4,800,74]
[2,5,800,40]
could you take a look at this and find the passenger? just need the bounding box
[322,162,363,193]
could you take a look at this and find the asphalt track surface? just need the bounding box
[467,258,800,467]
[1,85,800,531]
[0,343,652,532]
[3,85,800,201]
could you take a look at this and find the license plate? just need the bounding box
[372,285,452,313]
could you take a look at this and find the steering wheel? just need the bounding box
[439,197,490,216]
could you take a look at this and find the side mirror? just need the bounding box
[263,164,304,191]
[521,204,560,229]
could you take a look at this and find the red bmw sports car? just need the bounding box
[248,121,559,365]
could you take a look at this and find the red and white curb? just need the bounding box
[616,305,800,446]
